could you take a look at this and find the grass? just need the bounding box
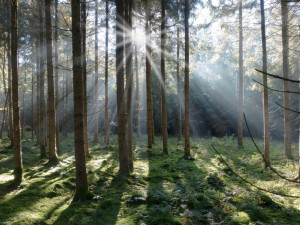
[0,133,300,224]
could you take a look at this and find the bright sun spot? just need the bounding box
[133,28,146,46]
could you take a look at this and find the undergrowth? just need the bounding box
[0,133,300,224]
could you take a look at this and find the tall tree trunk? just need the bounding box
[71,0,89,199]
[7,6,13,146]
[177,23,182,142]
[125,0,134,172]
[145,0,152,148]
[161,0,168,154]
[281,0,292,159]
[45,0,58,163]
[104,0,110,145]
[0,44,7,139]
[134,28,140,137]
[116,0,129,177]
[260,0,270,167]
[81,0,89,156]
[11,0,23,185]
[35,37,40,144]
[39,2,46,157]
[54,0,60,151]
[184,0,190,159]
[238,0,243,148]
[94,0,99,143]
[31,67,34,141]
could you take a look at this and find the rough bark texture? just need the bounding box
[39,2,46,157]
[35,38,40,145]
[184,0,190,159]
[54,0,60,151]
[45,0,58,162]
[104,0,110,145]
[134,28,141,137]
[260,0,270,167]
[161,0,168,154]
[177,24,182,142]
[116,0,129,177]
[11,0,23,185]
[125,0,134,172]
[94,0,99,143]
[81,0,89,156]
[71,0,89,198]
[281,0,292,159]
[146,0,153,148]
[238,0,243,148]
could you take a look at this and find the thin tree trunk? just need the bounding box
[184,0,190,159]
[177,23,182,142]
[54,0,60,151]
[71,0,89,199]
[81,0,89,156]
[281,0,292,159]
[134,28,140,137]
[260,0,270,167]
[161,0,168,154]
[45,0,58,163]
[104,0,110,145]
[11,0,23,185]
[238,0,243,148]
[146,0,152,148]
[0,44,7,139]
[116,0,129,177]
[31,67,34,141]
[35,38,40,145]
[94,0,99,143]
[39,2,46,157]
[125,0,134,172]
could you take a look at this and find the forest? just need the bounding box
[0,0,300,224]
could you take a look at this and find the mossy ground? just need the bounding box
[1,134,300,224]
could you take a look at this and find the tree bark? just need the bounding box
[161,0,168,154]
[11,0,23,185]
[184,0,190,159]
[146,0,152,148]
[45,0,58,163]
[94,0,99,143]
[260,0,270,167]
[281,0,292,159]
[104,0,110,145]
[35,37,40,145]
[134,28,140,137]
[54,0,60,151]
[81,0,89,156]
[39,2,46,157]
[71,0,89,198]
[177,23,182,142]
[116,0,130,177]
[238,0,243,148]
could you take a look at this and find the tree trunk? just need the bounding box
[184,0,190,159]
[71,0,89,199]
[161,0,168,154]
[125,0,134,172]
[39,2,46,157]
[177,23,182,142]
[81,0,89,156]
[104,0,110,145]
[45,0,58,163]
[146,0,152,148]
[238,0,243,148]
[35,37,40,145]
[116,0,129,177]
[54,0,60,151]
[281,0,292,159]
[134,28,140,138]
[260,0,270,167]
[94,0,99,143]
[31,67,34,141]
[11,0,23,185]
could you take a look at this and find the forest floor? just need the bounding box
[1,134,300,225]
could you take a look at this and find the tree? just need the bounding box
[146,0,153,149]
[104,0,110,145]
[45,0,58,163]
[71,0,89,199]
[11,0,23,184]
[176,7,182,142]
[116,0,130,177]
[260,0,270,167]
[184,0,190,159]
[238,0,243,148]
[161,0,168,154]
[281,0,292,159]
[94,0,99,143]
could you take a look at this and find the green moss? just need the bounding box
[230,212,250,224]
[14,166,23,185]
[74,186,93,201]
